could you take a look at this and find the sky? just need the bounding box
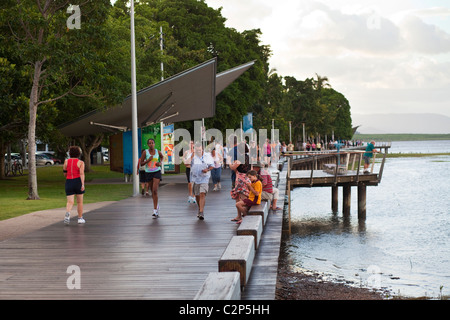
[205,0,450,118]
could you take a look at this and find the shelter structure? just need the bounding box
[59,59,255,137]
[58,58,255,179]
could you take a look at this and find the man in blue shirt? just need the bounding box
[363,140,378,173]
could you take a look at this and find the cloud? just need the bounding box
[205,0,450,117]
[297,3,402,54]
[400,15,450,54]
[207,0,273,31]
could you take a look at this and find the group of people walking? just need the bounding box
[180,138,282,223]
[62,138,379,225]
[61,138,281,224]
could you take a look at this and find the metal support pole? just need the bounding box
[130,0,139,196]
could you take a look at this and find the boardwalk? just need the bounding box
[0,168,284,300]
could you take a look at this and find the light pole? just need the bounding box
[289,121,292,143]
[302,122,306,144]
[130,0,139,196]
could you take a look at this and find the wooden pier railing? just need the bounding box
[283,145,389,233]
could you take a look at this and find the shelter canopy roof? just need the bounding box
[59,59,255,137]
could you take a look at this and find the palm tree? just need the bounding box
[313,73,331,91]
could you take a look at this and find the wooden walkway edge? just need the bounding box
[0,168,286,300]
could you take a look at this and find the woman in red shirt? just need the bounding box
[63,146,85,224]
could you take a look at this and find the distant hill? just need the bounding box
[352,113,450,134]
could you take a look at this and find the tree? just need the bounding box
[320,88,353,140]
[0,57,29,178]
[282,75,353,144]
[1,0,120,199]
[136,0,271,131]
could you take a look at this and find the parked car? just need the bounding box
[4,154,22,164]
[36,154,54,166]
[41,152,62,164]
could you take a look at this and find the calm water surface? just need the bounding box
[285,140,450,298]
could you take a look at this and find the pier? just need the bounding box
[0,166,287,300]
[284,143,390,233]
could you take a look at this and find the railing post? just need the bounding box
[356,152,362,183]
[287,156,291,179]
[309,156,315,187]
[378,152,387,183]
[371,152,377,173]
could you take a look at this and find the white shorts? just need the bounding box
[193,183,209,195]
[261,188,279,201]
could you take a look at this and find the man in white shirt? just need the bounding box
[190,142,214,220]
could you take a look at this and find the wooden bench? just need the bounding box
[218,236,255,288]
[236,215,263,249]
[247,200,269,225]
[323,163,347,175]
[194,272,241,300]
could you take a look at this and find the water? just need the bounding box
[285,140,450,299]
[389,140,450,154]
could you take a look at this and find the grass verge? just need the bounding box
[0,165,132,221]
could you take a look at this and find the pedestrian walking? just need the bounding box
[63,146,85,224]
[140,138,164,218]
[211,148,222,191]
[190,142,214,220]
[183,140,196,204]
[137,158,148,196]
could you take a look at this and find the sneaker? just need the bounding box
[218,182,222,190]
[152,208,159,219]
[64,212,70,225]
[213,186,217,191]
[78,217,85,224]
[192,197,197,204]
[198,212,204,220]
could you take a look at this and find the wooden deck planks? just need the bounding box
[0,168,286,300]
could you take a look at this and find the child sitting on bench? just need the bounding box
[234,170,262,224]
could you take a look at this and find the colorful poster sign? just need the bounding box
[163,124,175,172]
[243,112,253,133]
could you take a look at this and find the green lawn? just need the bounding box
[385,152,450,158]
[353,133,450,141]
[0,165,132,221]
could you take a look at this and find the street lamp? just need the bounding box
[130,0,139,196]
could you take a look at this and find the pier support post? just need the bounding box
[331,186,338,213]
[288,180,291,234]
[358,183,366,220]
[343,185,351,217]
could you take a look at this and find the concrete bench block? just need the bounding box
[194,272,241,300]
[218,236,255,287]
[248,200,269,225]
[237,215,263,249]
